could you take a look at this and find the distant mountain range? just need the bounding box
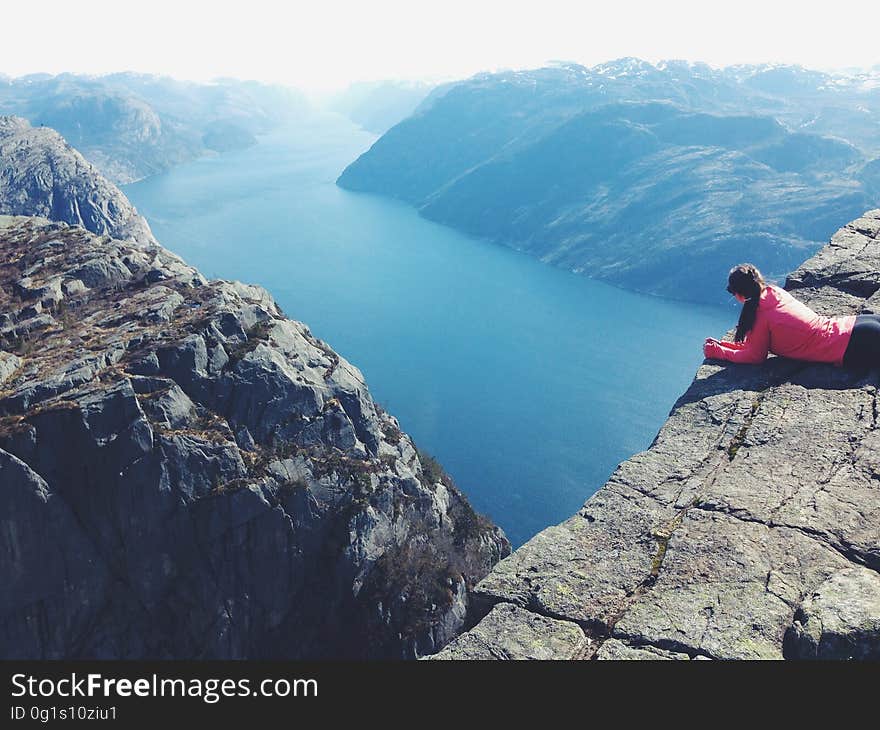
[327,80,435,135]
[338,59,880,303]
[0,72,309,183]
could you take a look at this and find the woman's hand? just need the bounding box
[703,337,719,358]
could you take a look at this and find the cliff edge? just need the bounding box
[433,210,880,660]
[0,119,510,659]
[0,215,509,659]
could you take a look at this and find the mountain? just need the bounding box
[327,80,436,134]
[0,73,309,183]
[338,59,880,304]
[433,209,880,660]
[0,116,155,245]
[0,124,508,659]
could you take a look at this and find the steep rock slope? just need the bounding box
[0,120,508,658]
[0,116,155,245]
[434,210,880,660]
[0,215,508,659]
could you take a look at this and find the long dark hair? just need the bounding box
[727,263,766,342]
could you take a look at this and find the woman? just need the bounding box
[703,263,880,369]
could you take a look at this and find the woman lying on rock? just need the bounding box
[703,263,879,369]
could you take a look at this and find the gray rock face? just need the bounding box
[784,566,880,659]
[427,603,588,660]
[594,638,696,660]
[0,116,155,245]
[0,215,509,658]
[435,209,880,660]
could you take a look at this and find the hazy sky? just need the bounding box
[2,1,878,92]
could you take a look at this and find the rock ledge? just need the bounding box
[435,210,880,660]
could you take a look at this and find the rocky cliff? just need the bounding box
[0,116,155,245]
[433,210,880,660]
[0,214,509,659]
[0,125,509,659]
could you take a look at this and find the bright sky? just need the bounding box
[1,0,878,92]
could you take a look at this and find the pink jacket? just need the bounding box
[703,284,856,366]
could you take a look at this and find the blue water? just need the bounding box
[125,112,733,547]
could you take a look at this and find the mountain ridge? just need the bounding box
[338,59,879,304]
[1,73,308,183]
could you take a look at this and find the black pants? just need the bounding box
[842,313,880,369]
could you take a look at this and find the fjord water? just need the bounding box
[125,112,732,547]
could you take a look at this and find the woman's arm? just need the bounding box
[703,318,771,364]
[705,337,746,349]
